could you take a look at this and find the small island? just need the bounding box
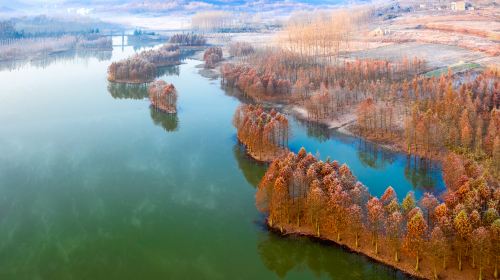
[107,44,180,83]
[233,104,289,162]
[148,80,177,114]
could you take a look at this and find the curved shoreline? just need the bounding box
[236,137,288,163]
[266,223,426,279]
[266,221,479,280]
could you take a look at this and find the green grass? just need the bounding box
[424,62,482,78]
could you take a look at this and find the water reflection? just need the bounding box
[233,144,267,188]
[289,117,445,199]
[157,65,180,77]
[222,85,256,105]
[257,231,411,280]
[293,118,331,143]
[0,49,112,72]
[107,83,149,100]
[356,139,395,170]
[404,157,437,192]
[149,107,178,132]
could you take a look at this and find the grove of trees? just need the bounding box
[148,80,177,114]
[281,8,371,61]
[107,44,180,83]
[169,33,206,46]
[233,105,289,161]
[257,147,500,280]
[203,47,223,68]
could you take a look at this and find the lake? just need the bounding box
[0,41,444,279]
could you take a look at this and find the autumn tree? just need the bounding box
[348,204,363,248]
[404,209,428,271]
[454,210,472,271]
[367,197,384,254]
[306,179,324,236]
[472,227,490,280]
[386,211,403,262]
[429,226,447,279]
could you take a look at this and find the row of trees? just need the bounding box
[191,11,235,31]
[228,42,254,57]
[107,44,180,83]
[0,34,112,61]
[203,47,223,69]
[280,9,371,62]
[233,105,289,161]
[169,33,206,46]
[140,44,180,67]
[0,21,23,39]
[148,80,177,114]
[257,148,500,280]
[75,35,112,50]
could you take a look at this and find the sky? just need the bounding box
[0,0,367,29]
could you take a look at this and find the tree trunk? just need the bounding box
[494,257,498,279]
[433,263,438,280]
[394,250,399,262]
[472,253,476,269]
[458,250,462,271]
[415,252,419,271]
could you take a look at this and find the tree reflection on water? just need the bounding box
[233,144,267,188]
[257,231,409,280]
[149,107,178,132]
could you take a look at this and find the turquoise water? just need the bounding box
[0,43,442,279]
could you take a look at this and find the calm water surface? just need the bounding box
[0,42,443,279]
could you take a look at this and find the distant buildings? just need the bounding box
[370,27,391,37]
[450,1,465,10]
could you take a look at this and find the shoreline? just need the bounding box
[150,105,176,114]
[236,137,287,163]
[0,46,112,64]
[107,78,154,84]
[267,221,478,280]
[286,103,446,163]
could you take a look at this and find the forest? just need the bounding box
[256,147,499,280]
[220,42,499,180]
[107,44,180,83]
[233,105,289,162]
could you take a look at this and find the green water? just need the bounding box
[0,43,443,279]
